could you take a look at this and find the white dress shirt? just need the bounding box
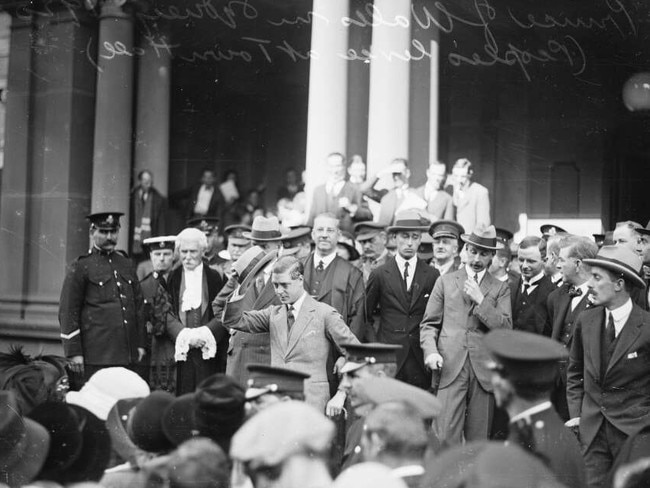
[606,298,633,338]
[465,265,487,284]
[395,254,418,291]
[314,251,337,271]
[521,271,544,295]
[193,185,214,216]
[181,263,203,312]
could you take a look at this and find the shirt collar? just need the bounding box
[314,251,337,269]
[290,292,308,315]
[607,298,633,324]
[435,259,455,275]
[509,401,552,424]
[392,465,425,478]
[395,253,418,270]
[523,272,544,286]
[465,265,487,283]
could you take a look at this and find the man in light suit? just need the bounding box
[354,221,390,283]
[377,159,426,227]
[420,225,512,445]
[414,161,454,222]
[567,246,650,488]
[547,235,598,420]
[365,211,440,389]
[223,255,361,414]
[450,158,490,234]
[307,153,372,233]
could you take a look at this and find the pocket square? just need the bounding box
[424,294,430,298]
[304,330,316,338]
[627,352,638,359]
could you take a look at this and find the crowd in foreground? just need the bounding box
[3,154,650,487]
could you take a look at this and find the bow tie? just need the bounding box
[568,286,583,298]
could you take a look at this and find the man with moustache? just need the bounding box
[354,221,389,282]
[420,224,512,445]
[511,236,555,336]
[547,235,598,420]
[59,212,147,386]
[364,211,439,389]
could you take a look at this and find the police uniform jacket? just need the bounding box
[58,247,146,365]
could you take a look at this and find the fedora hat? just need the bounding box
[460,225,504,251]
[0,391,50,487]
[386,210,430,234]
[242,216,283,241]
[583,245,645,288]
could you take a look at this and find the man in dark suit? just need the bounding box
[567,245,650,488]
[365,211,439,389]
[485,329,586,488]
[354,221,389,282]
[166,227,226,394]
[420,225,512,445]
[511,236,555,336]
[171,167,225,221]
[129,170,168,261]
[547,235,598,420]
[307,153,372,233]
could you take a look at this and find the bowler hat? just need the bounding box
[461,225,504,251]
[386,210,430,234]
[429,220,464,240]
[243,216,283,241]
[352,376,442,419]
[583,245,645,288]
[0,391,50,488]
[87,212,123,230]
[484,330,567,387]
[230,400,334,468]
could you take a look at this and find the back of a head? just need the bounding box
[559,234,599,261]
[364,401,428,461]
[168,438,230,488]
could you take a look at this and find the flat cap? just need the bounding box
[230,400,334,468]
[351,376,441,419]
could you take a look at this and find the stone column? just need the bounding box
[134,31,171,196]
[304,0,349,204]
[429,38,440,164]
[91,0,135,250]
[0,6,97,350]
[366,0,411,176]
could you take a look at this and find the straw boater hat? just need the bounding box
[460,224,504,251]
[386,210,430,234]
[242,216,283,241]
[583,245,646,289]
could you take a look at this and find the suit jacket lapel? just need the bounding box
[409,261,425,309]
[591,310,604,379]
[275,305,288,357]
[479,271,495,298]
[286,297,315,356]
[455,268,472,308]
[607,307,643,372]
[201,269,209,318]
[385,258,408,310]
[255,279,276,308]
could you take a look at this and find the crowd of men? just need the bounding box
[1,155,650,488]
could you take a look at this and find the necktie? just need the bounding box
[568,286,583,298]
[474,273,479,283]
[606,313,616,345]
[403,261,410,289]
[522,283,530,295]
[287,305,295,332]
[316,260,325,272]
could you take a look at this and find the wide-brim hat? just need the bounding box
[242,216,283,241]
[583,245,645,288]
[0,391,50,487]
[461,225,504,250]
[231,246,268,284]
[386,210,430,234]
[28,401,84,479]
[429,220,464,240]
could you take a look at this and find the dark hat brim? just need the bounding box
[582,257,646,288]
[338,241,360,261]
[386,225,429,234]
[242,231,283,241]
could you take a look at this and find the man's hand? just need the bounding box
[565,417,580,428]
[464,278,484,305]
[333,356,347,375]
[326,390,347,418]
[425,353,444,370]
[69,355,84,375]
[137,348,146,362]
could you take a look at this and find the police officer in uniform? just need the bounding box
[58,212,146,387]
[484,329,586,488]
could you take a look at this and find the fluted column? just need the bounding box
[366,0,411,175]
[91,0,135,250]
[304,0,349,203]
[134,30,171,195]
